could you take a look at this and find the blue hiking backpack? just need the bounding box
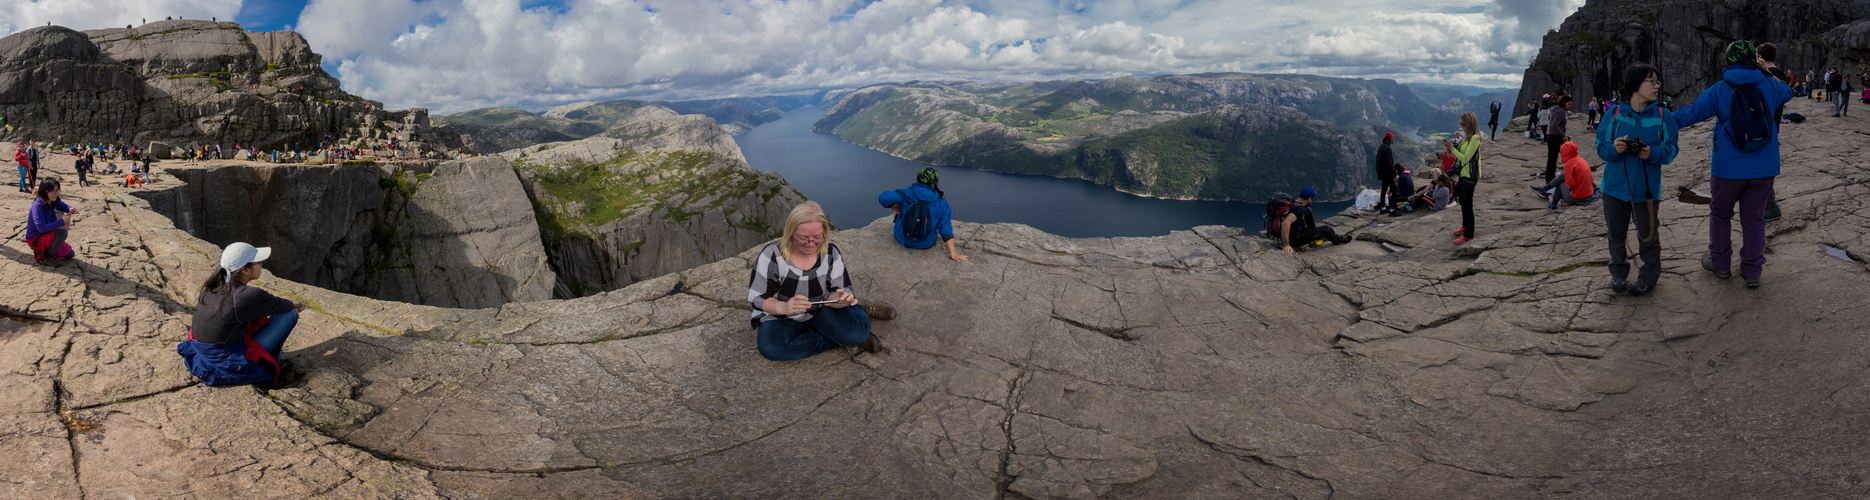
[895,189,934,243]
[1723,81,1774,153]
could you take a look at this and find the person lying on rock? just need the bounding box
[25,178,77,265]
[877,167,968,261]
[1280,186,1352,254]
[176,243,305,387]
[748,201,896,361]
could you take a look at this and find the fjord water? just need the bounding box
[739,106,1351,238]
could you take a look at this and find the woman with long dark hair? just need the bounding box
[1596,63,1681,296]
[24,178,77,265]
[175,242,305,386]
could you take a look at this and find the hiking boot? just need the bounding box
[1628,282,1655,297]
[1610,278,1629,293]
[862,300,896,321]
[856,335,881,353]
[1387,210,1403,217]
[1548,202,1559,210]
[1763,202,1781,222]
[1746,278,1761,289]
[1701,253,1731,279]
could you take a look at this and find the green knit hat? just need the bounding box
[1724,40,1759,67]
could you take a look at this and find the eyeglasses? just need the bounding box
[792,234,823,244]
[1644,78,1663,87]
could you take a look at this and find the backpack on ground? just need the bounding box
[1722,81,1774,153]
[895,189,934,243]
[1786,113,1806,123]
[1262,193,1294,239]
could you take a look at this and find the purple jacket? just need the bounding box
[25,199,69,239]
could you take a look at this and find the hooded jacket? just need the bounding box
[1673,65,1794,180]
[877,183,954,249]
[1596,99,1680,203]
[1560,141,1594,200]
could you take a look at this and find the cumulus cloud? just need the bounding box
[0,0,1588,113]
[0,0,241,34]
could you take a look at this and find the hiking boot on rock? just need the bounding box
[1701,253,1731,279]
[862,300,896,321]
[857,335,881,353]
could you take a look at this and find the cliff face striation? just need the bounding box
[444,95,810,154]
[134,158,557,309]
[811,74,1432,201]
[1516,0,1870,110]
[0,21,458,150]
[502,105,806,297]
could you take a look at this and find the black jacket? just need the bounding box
[1375,143,1395,180]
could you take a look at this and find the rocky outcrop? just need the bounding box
[446,96,809,154]
[133,158,556,308]
[5,98,1870,497]
[0,21,458,151]
[502,106,805,296]
[1824,18,1870,73]
[1516,0,1870,110]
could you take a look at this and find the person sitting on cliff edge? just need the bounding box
[1281,186,1352,253]
[877,167,969,261]
[176,243,306,387]
[748,201,897,361]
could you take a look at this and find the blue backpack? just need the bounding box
[895,189,934,243]
[1723,81,1774,153]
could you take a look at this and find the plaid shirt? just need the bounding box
[747,241,851,326]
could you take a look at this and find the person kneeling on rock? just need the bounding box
[748,202,896,361]
[878,167,968,261]
[1281,187,1351,254]
[176,243,306,387]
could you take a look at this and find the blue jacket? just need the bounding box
[25,199,69,239]
[877,183,953,249]
[1673,65,1794,180]
[1597,100,1680,203]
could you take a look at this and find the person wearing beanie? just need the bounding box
[877,167,968,261]
[176,242,305,386]
[1674,41,1792,289]
[1375,132,1396,214]
[1279,186,1351,253]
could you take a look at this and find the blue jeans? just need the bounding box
[15,165,25,191]
[251,311,298,358]
[756,305,871,361]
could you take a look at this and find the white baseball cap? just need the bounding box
[220,242,271,277]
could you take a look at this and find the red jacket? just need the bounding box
[1560,141,1594,200]
[14,149,26,167]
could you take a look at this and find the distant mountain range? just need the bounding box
[443,74,1514,201]
[441,96,812,154]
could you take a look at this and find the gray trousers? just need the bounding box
[1604,197,1662,286]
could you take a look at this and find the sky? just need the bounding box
[0,0,1585,114]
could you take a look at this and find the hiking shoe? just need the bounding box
[1453,227,1466,236]
[1548,202,1559,210]
[1388,210,1403,217]
[856,335,881,353]
[1628,282,1655,297]
[1701,253,1731,279]
[1746,279,1761,289]
[1610,279,1628,293]
[1530,184,1549,196]
[1763,202,1781,222]
[1454,235,1474,244]
[862,300,896,321]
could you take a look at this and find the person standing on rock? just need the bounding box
[26,141,39,187]
[25,179,77,265]
[1598,63,1681,297]
[1489,99,1502,140]
[176,242,305,386]
[748,201,896,361]
[1374,133,1397,215]
[1827,67,1845,116]
[13,142,27,193]
[878,168,969,261]
[1539,95,1572,190]
[1674,42,1793,289]
[1443,112,1484,244]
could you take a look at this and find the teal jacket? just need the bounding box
[1596,100,1680,203]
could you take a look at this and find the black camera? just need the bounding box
[1626,137,1648,153]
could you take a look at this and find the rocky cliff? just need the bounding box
[444,95,809,154]
[0,21,458,151]
[133,158,556,309]
[4,97,1869,498]
[502,105,806,296]
[1516,0,1870,110]
[812,75,1429,201]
